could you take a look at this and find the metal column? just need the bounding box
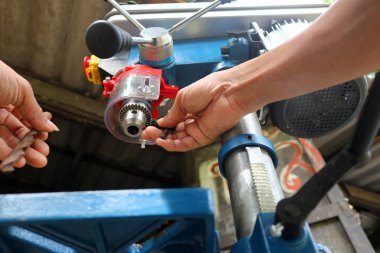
[221,113,284,239]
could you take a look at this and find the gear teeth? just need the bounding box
[119,103,152,125]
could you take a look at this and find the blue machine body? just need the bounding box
[0,189,218,253]
[0,29,329,253]
[128,38,240,87]
[231,213,320,253]
[218,134,278,178]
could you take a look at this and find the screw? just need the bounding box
[317,244,332,253]
[141,140,146,149]
[269,223,284,237]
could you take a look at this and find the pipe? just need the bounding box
[221,113,283,239]
[169,0,222,34]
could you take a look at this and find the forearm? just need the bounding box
[227,0,380,114]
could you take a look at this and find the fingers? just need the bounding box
[0,108,29,139]
[157,90,187,128]
[142,126,201,152]
[141,126,164,140]
[142,119,213,152]
[16,78,59,132]
[155,137,200,152]
[0,109,50,169]
[158,76,216,127]
[36,132,49,141]
[0,61,58,133]
[24,143,48,168]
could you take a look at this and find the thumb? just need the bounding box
[0,61,56,132]
[16,77,58,132]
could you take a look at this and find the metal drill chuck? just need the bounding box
[119,100,152,138]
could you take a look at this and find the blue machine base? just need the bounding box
[0,189,218,253]
[231,213,320,253]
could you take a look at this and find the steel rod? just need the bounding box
[168,0,221,34]
[132,37,154,44]
[106,0,146,31]
[221,113,283,239]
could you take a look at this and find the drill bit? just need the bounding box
[0,112,53,174]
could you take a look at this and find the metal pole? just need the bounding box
[168,0,222,34]
[221,113,284,239]
[106,0,146,31]
[132,37,154,44]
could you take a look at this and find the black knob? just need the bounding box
[85,20,133,59]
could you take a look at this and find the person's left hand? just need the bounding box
[0,61,58,169]
[0,105,50,168]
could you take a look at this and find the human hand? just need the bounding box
[0,61,59,168]
[141,70,248,151]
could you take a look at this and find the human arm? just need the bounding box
[0,61,59,168]
[142,0,380,151]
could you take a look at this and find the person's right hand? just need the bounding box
[0,61,59,168]
[141,69,250,152]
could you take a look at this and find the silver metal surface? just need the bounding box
[106,0,145,31]
[168,0,222,34]
[221,113,283,239]
[107,3,327,41]
[132,37,154,45]
[121,108,147,138]
[263,19,309,50]
[139,27,174,63]
[247,147,277,212]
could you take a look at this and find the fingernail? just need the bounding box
[47,120,60,132]
[44,111,52,121]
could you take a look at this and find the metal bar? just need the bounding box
[220,113,283,239]
[349,73,380,157]
[106,2,329,16]
[105,0,145,31]
[168,0,222,34]
[132,37,154,44]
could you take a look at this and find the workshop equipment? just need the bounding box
[0,2,375,253]
[84,0,233,145]
[83,1,375,252]
[255,20,368,138]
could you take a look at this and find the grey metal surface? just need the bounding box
[139,27,174,62]
[221,113,284,239]
[168,0,223,33]
[108,3,327,40]
[132,37,154,44]
[342,142,380,193]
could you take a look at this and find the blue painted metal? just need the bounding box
[231,213,321,253]
[317,244,333,253]
[128,38,231,88]
[218,134,278,178]
[226,37,250,62]
[0,189,218,253]
[139,56,175,68]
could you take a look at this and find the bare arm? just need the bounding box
[229,0,380,113]
[142,0,380,151]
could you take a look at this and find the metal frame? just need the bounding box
[107,1,329,39]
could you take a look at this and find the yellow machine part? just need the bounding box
[85,55,102,85]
